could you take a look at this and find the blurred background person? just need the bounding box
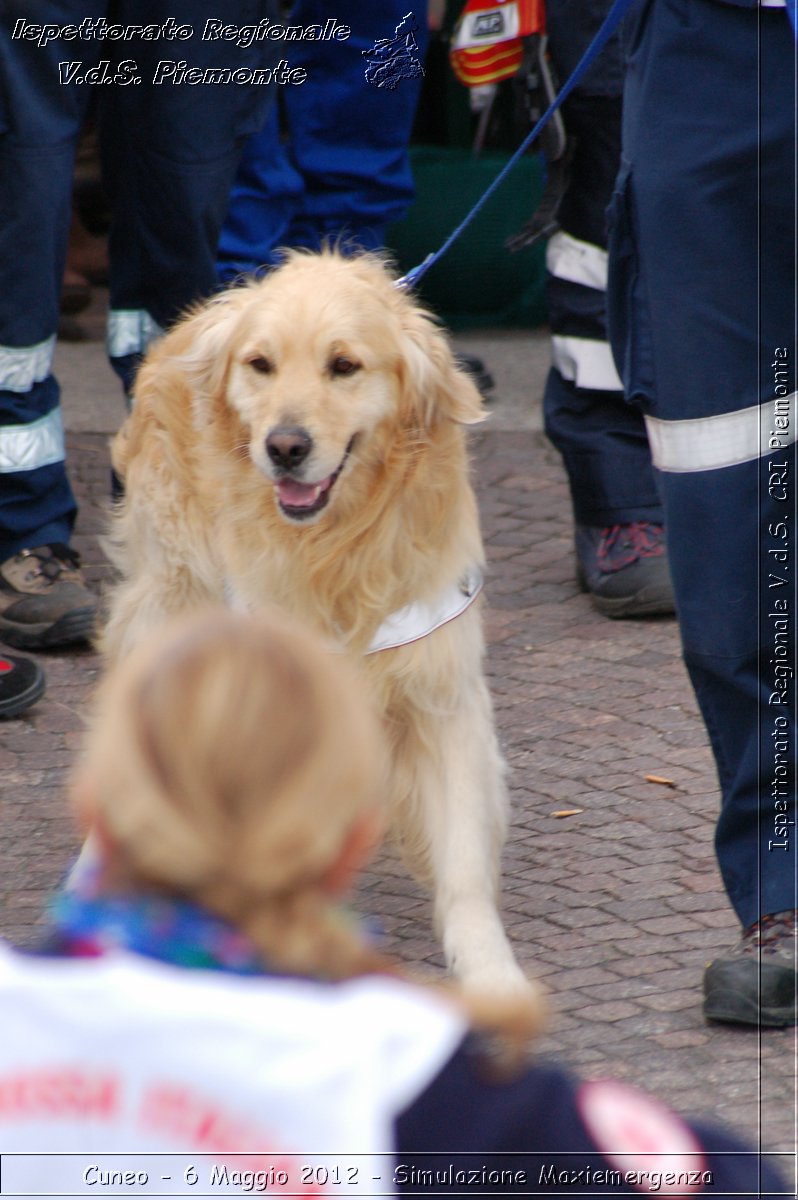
[217,3,428,280]
[543,0,673,618]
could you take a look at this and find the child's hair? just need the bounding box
[74,607,389,981]
[75,607,544,1056]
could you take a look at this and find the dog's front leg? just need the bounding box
[419,684,531,995]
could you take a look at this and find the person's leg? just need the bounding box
[216,102,306,282]
[543,92,670,617]
[609,0,796,1023]
[292,4,427,251]
[0,0,102,647]
[102,0,290,393]
[219,2,427,273]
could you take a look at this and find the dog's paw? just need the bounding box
[459,958,540,999]
[455,965,547,1060]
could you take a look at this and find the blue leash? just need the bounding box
[398,0,798,292]
[397,0,641,290]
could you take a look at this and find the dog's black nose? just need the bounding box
[266,426,313,471]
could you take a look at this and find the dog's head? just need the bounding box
[181,250,486,525]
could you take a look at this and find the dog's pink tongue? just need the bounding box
[276,477,328,508]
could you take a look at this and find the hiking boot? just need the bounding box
[0,544,98,650]
[0,652,46,718]
[703,909,798,1028]
[575,522,675,618]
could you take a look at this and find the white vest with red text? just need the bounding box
[0,942,465,1196]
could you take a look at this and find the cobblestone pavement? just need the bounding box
[0,319,795,1185]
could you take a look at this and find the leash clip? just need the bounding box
[395,255,434,292]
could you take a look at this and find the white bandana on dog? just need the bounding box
[367,565,484,654]
[223,566,484,655]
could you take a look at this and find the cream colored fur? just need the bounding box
[103,250,528,992]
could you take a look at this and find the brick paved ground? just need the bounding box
[0,314,795,1185]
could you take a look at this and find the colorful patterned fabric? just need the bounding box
[450,0,545,87]
[49,887,269,976]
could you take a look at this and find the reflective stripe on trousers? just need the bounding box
[0,338,55,394]
[0,407,65,474]
[645,393,797,474]
[107,310,163,361]
[547,232,624,394]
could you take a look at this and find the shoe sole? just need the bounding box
[589,586,676,619]
[0,606,97,651]
[0,663,46,719]
[704,991,797,1028]
[576,566,676,619]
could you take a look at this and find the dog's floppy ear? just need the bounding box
[397,304,487,429]
[177,284,256,426]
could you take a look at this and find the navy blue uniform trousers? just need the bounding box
[608,0,797,928]
[543,2,662,528]
[0,0,287,558]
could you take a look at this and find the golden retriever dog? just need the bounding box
[103,250,528,994]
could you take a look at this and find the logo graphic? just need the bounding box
[363,12,425,89]
[473,12,506,37]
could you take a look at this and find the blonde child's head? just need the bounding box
[73,607,387,978]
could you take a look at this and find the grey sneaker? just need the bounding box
[0,544,98,649]
[703,909,798,1028]
[575,522,675,618]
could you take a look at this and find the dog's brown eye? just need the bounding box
[330,356,361,378]
[248,355,273,375]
